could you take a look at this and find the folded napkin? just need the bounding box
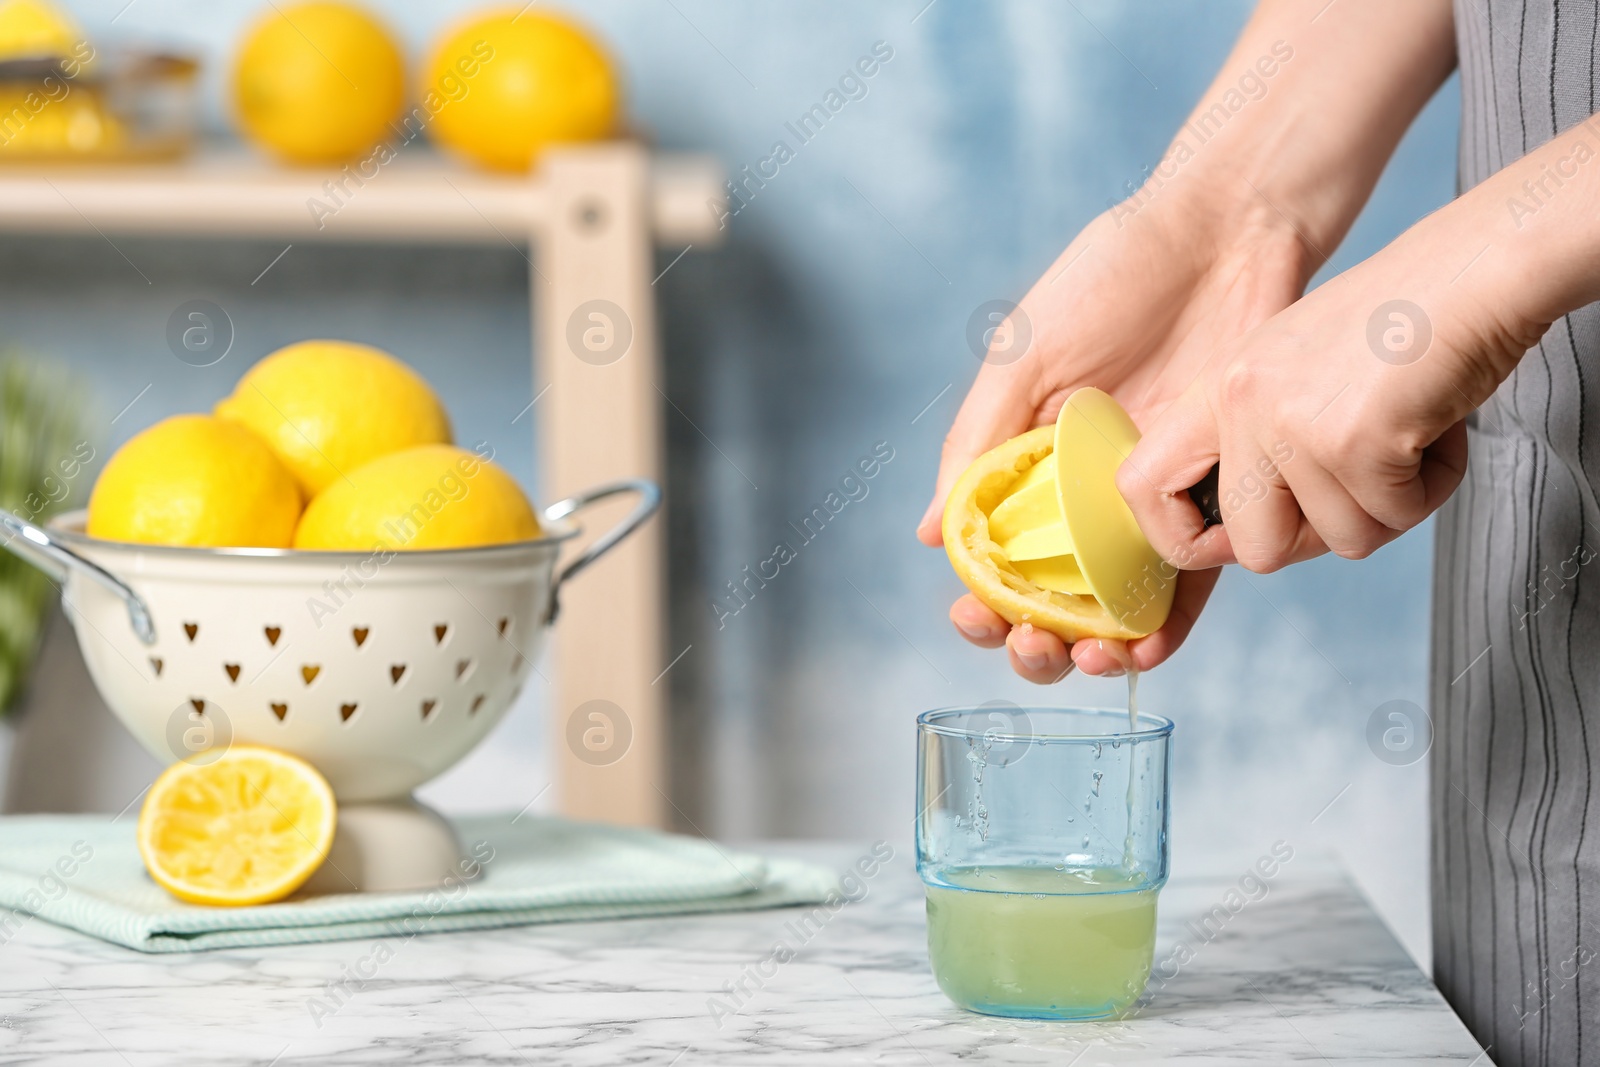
[0,813,839,953]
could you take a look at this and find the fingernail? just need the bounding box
[956,621,995,641]
[1016,649,1049,672]
[1070,646,1124,677]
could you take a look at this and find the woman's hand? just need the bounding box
[916,0,1459,683]
[918,191,1312,681]
[1119,176,1548,576]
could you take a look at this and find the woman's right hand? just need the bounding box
[917,186,1312,682]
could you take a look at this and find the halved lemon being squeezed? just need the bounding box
[942,388,1177,643]
[137,746,336,907]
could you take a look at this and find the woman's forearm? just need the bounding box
[1137,0,1456,272]
[1354,111,1600,420]
[1484,115,1600,348]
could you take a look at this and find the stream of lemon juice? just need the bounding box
[926,675,1157,1018]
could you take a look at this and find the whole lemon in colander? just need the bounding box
[215,340,452,499]
[231,1,405,165]
[422,9,619,172]
[87,415,302,548]
[294,444,540,551]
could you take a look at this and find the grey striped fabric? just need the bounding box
[1433,3,1600,1064]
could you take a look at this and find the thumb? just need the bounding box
[917,365,1036,546]
[1117,391,1230,569]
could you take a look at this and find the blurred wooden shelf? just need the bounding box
[1,141,724,832]
[0,144,724,246]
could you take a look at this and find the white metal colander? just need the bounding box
[0,480,658,806]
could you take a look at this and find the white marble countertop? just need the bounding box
[0,842,1491,1065]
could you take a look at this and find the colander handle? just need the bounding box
[0,510,157,645]
[541,478,663,623]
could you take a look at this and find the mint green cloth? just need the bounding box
[0,814,840,953]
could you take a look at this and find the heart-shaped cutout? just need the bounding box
[224,664,240,682]
[420,699,437,720]
[340,703,358,722]
[301,665,321,685]
[270,702,288,721]
[264,626,281,646]
[352,627,369,648]
[183,623,198,642]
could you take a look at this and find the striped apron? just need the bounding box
[1433,2,1600,1063]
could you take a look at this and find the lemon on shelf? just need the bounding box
[86,414,302,548]
[423,8,619,172]
[0,0,119,159]
[214,340,452,499]
[0,86,122,157]
[231,1,405,165]
[0,0,81,61]
[295,443,539,551]
[137,745,337,907]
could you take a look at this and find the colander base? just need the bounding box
[300,797,469,894]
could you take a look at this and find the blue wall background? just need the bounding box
[3,0,1460,964]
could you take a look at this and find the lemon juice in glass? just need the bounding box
[916,705,1172,1019]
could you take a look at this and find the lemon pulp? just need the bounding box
[985,452,1093,595]
[137,746,336,907]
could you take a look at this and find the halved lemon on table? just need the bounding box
[942,388,1176,644]
[137,746,336,907]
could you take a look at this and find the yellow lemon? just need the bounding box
[0,0,80,60]
[944,389,1176,643]
[138,745,336,907]
[944,427,1150,644]
[215,340,452,499]
[86,415,302,548]
[232,1,405,165]
[0,85,122,156]
[295,444,540,550]
[423,9,619,172]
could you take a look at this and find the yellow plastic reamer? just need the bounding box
[942,387,1177,642]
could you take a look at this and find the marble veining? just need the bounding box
[0,844,1488,1065]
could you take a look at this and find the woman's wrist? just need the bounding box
[1121,0,1456,280]
[1476,115,1600,342]
[1405,114,1600,396]
[1121,164,1315,287]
